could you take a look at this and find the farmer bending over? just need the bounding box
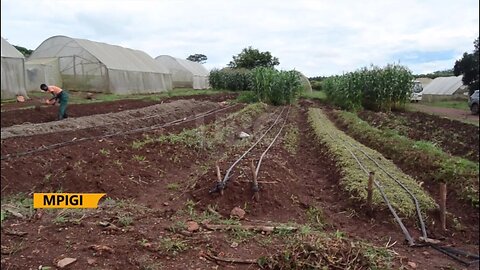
[40,84,69,120]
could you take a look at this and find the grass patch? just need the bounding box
[130,102,267,151]
[132,155,147,162]
[158,237,189,255]
[1,193,35,222]
[166,183,180,191]
[419,100,469,111]
[235,91,258,103]
[283,124,299,154]
[333,109,479,208]
[229,228,255,243]
[301,90,327,100]
[308,108,437,217]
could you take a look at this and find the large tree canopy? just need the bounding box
[187,54,207,64]
[454,37,479,95]
[228,46,279,69]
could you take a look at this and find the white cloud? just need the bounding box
[1,0,478,77]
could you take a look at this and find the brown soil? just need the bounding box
[326,108,479,250]
[1,98,479,269]
[0,92,237,128]
[358,109,479,162]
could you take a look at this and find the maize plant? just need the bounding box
[251,67,302,105]
[324,64,414,111]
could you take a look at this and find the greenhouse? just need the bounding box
[25,57,62,92]
[29,36,173,94]
[1,37,27,99]
[155,55,209,89]
[421,75,467,101]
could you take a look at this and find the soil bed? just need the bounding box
[358,109,479,162]
[1,99,478,269]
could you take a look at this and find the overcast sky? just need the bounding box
[1,0,479,77]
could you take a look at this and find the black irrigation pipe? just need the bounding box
[209,106,287,194]
[322,111,480,265]
[1,104,239,161]
[341,139,428,239]
[254,106,291,182]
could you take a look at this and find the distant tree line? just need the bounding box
[13,45,33,57]
[413,69,454,79]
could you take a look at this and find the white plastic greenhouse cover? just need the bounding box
[29,35,173,94]
[422,76,465,95]
[1,37,28,99]
[155,55,209,89]
[25,58,62,91]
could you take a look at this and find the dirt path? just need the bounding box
[409,103,479,125]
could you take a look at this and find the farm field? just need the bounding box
[1,93,479,269]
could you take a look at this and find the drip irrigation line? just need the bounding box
[341,139,428,239]
[430,244,480,266]
[210,106,287,194]
[1,104,239,161]
[319,109,480,264]
[323,123,416,246]
[254,106,291,178]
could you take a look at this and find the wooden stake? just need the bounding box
[439,182,447,231]
[366,172,375,214]
[215,162,223,196]
[250,160,260,202]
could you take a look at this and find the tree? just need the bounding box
[453,37,479,95]
[228,46,279,69]
[187,54,207,64]
[13,45,33,57]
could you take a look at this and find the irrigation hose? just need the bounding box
[1,104,239,161]
[341,138,428,239]
[209,106,287,194]
[323,119,416,246]
[320,108,480,262]
[254,106,291,179]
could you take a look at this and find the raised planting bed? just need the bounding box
[308,108,436,218]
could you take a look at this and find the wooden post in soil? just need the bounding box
[366,171,375,215]
[216,162,223,196]
[439,182,447,231]
[250,160,260,202]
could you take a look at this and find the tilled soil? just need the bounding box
[1,99,479,269]
[358,109,479,162]
[1,99,223,139]
[0,92,238,128]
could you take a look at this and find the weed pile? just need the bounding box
[259,234,393,269]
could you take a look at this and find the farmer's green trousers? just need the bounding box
[58,91,69,120]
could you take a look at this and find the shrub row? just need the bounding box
[323,64,414,111]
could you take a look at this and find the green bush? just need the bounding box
[209,68,252,91]
[323,64,414,111]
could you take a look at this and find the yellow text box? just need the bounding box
[33,193,106,208]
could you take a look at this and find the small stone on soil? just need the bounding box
[187,221,199,232]
[56,257,77,268]
[407,261,417,269]
[230,206,246,219]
